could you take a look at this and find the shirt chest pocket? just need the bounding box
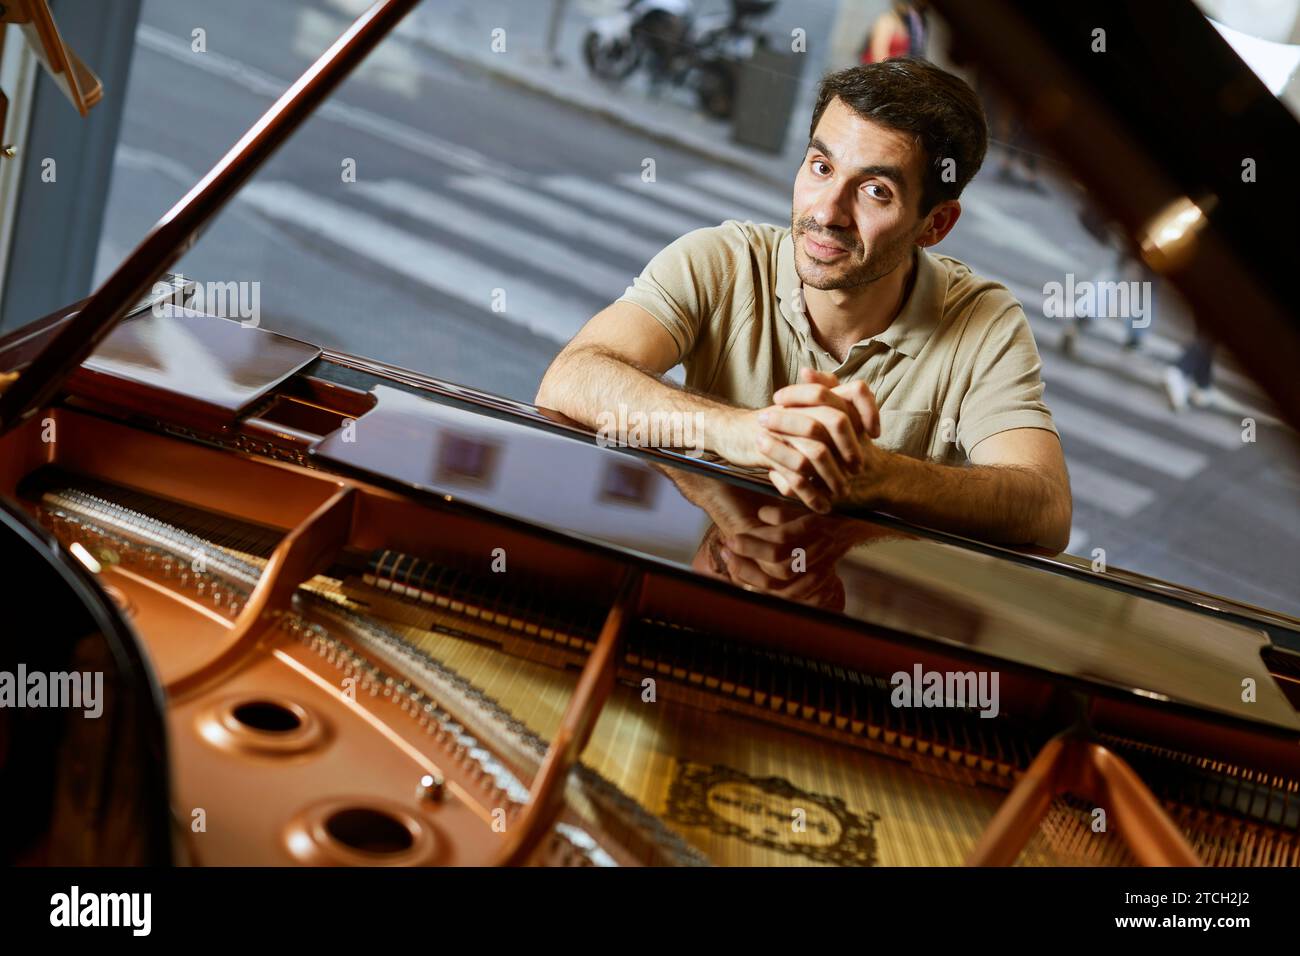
[877,409,935,460]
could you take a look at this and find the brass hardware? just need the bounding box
[1138,194,1218,274]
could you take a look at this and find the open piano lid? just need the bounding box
[0,0,424,437]
[0,0,104,126]
[932,0,1300,429]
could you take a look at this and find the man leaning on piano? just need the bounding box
[537,58,1072,554]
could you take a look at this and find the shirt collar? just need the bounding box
[775,230,948,360]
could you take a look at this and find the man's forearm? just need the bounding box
[851,451,1072,551]
[537,346,740,454]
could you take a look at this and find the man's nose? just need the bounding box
[809,181,854,231]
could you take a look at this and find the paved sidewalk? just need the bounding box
[395,0,840,187]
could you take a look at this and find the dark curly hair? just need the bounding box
[808,57,988,215]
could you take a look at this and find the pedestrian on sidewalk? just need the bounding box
[1164,325,1217,412]
[860,2,929,63]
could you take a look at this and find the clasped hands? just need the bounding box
[723,367,882,514]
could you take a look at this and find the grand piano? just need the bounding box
[0,0,1297,867]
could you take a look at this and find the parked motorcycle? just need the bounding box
[691,0,777,119]
[582,0,777,119]
[583,0,688,83]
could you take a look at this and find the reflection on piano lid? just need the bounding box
[71,306,320,432]
[312,383,1300,733]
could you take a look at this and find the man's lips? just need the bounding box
[802,232,849,259]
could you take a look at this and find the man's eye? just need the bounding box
[865,184,890,201]
[811,160,830,176]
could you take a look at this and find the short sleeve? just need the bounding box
[616,222,747,364]
[957,300,1059,455]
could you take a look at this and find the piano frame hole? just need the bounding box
[284,798,437,866]
[324,807,415,856]
[198,695,327,757]
[232,700,303,734]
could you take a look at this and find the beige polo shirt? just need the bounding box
[617,220,1057,466]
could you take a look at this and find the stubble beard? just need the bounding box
[791,213,914,292]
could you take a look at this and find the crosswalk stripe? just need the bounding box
[1050,393,1209,479]
[686,169,791,223]
[240,182,592,343]
[136,24,525,184]
[1065,459,1157,518]
[542,175,708,238]
[446,175,664,265]
[1036,345,1246,450]
[353,179,631,301]
[615,173,780,227]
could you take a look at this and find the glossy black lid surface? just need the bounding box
[79,306,320,421]
[313,383,1300,733]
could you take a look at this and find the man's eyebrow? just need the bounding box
[807,137,908,192]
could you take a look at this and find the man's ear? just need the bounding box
[916,200,961,248]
